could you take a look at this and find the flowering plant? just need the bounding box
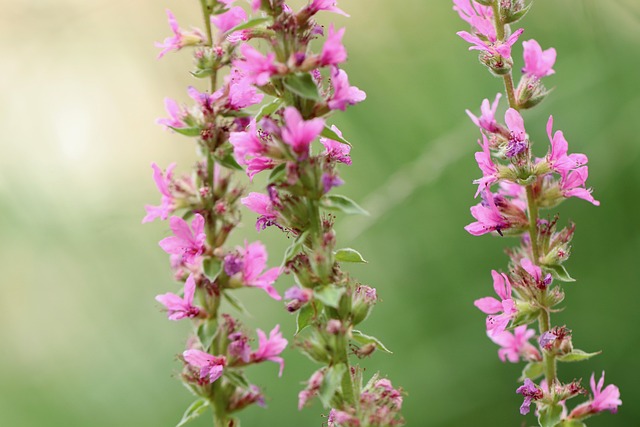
[454,1,621,425]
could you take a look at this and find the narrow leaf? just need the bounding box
[267,163,286,185]
[176,398,209,427]
[169,126,201,137]
[538,403,563,427]
[190,69,213,79]
[256,98,283,121]
[321,194,369,216]
[351,330,392,353]
[318,364,346,408]
[224,291,251,316]
[314,285,346,308]
[203,258,222,281]
[296,303,314,335]
[544,264,576,282]
[197,318,219,352]
[335,248,367,263]
[557,349,601,363]
[321,125,351,146]
[283,73,322,101]
[226,17,270,34]
[519,361,544,382]
[224,370,250,389]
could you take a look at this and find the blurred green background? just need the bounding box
[1,0,638,426]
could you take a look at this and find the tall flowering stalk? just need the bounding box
[454,1,621,425]
[226,1,403,426]
[146,2,293,426]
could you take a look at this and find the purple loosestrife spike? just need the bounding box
[489,325,541,363]
[234,44,280,86]
[143,162,176,223]
[183,350,226,384]
[522,39,556,79]
[307,0,350,17]
[546,116,588,176]
[474,270,517,337]
[251,325,288,376]
[560,166,600,206]
[569,372,622,418]
[320,26,348,66]
[328,67,366,111]
[155,273,201,320]
[466,93,502,134]
[320,126,352,165]
[241,192,279,231]
[158,214,207,265]
[473,135,499,197]
[155,9,205,58]
[281,107,325,159]
[504,108,528,157]
[457,27,524,60]
[516,378,543,415]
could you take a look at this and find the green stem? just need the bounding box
[199,0,217,89]
[525,185,540,263]
[491,2,518,109]
[502,72,518,110]
[538,309,557,385]
[491,2,504,40]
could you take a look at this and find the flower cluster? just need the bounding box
[454,1,620,424]
[146,1,294,425]
[222,1,402,425]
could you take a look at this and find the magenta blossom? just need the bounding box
[489,325,540,363]
[241,192,279,231]
[516,378,543,415]
[307,0,349,17]
[504,108,528,157]
[211,6,247,34]
[457,28,524,60]
[546,115,588,176]
[225,240,281,300]
[322,172,345,193]
[452,0,495,40]
[157,98,189,129]
[466,93,502,133]
[560,166,600,206]
[473,134,499,197]
[328,409,360,427]
[230,120,266,166]
[465,189,509,236]
[251,325,288,376]
[155,273,201,320]
[520,258,553,288]
[320,125,352,165]
[143,162,176,223]
[159,214,207,265]
[234,44,279,86]
[284,286,313,312]
[183,349,226,384]
[522,39,556,79]
[228,332,251,363]
[227,69,264,110]
[569,372,622,418]
[281,107,325,159]
[328,67,366,111]
[320,26,347,66]
[155,9,205,58]
[474,270,517,337]
[299,369,325,409]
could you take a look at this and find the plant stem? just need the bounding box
[525,185,540,263]
[199,0,217,89]
[340,337,357,409]
[502,72,518,111]
[538,309,557,385]
[491,2,519,109]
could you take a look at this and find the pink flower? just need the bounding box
[516,378,543,415]
[473,134,499,197]
[183,349,226,383]
[228,332,251,363]
[569,372,622,418]
[320,125,352,165]
[211,6,247,34]
[241,192,279,230]
[520,258,553,288]
[504,108,528,157]
[187,86,218,111]
[328,409,360,427]
[224,241,282,300]
[227,70,264,110]
[155,9,205,58]
[546,116,588,176]
[298,369,325,409]
[230,120,266,165]
[158,214,207,265]
[452,0,495,40]
[155,273,201,320]
[308,0,349,16]
[281,107,325,159]
[320,26,347,66]
[457,28,524,60]
[474,270,517,337]
[466,93,502,133]
[233,44,279,86]
[143,162,176,223]
[156,98,188,129]
[284,286,313,312]
[465,189,509,236]
[522,39,556,79]
[489,325,540,363]
[251,325,288,376]
[328,67,366,111]
[560,166,600,206]
[322,172,345,193]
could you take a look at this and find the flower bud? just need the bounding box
[500,0,531,24]
[228,385,266,412]
[351,285,377,325]
[515,75,552,110]
[480,51,513,75]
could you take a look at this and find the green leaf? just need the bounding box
[544,264,576,282]
[314,285,346,308]
[334,248,367,263]
[203,258,222,281]
[215,150,243,171]
[519,361,544,382]
[281,230,308,267]
[351,330,392,354]
[505,2,533,24]
[296,303,314,335]
[557,349,601,363]
[224,370,250,389]
[176,398,209,427]
[538,403,563,427]
[190,68,213,79]
[320,194,369,216]
[169,126,201,137]
[196,318,219,352]
[267,163,286,185]
[320,125,351,146]
[224,291,251,316]
[226,17,270,34]
[283,73,322,101]
[318,364,346,408]
[256,98,283,121]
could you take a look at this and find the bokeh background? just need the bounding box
[2,0,639,426]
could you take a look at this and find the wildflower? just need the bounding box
[155,9,205,58]
[183,349,226,384]
[520,258,553,288]
[516,378,543,415]
[211,6,247,34]
[251,325,288,375]
[452,0,495,40]
[560,166,600,206]
[281,107,325,159]
[155,273,201,320]
[473,134,500,197]
[522,39,556,79]
[225,241,281,300]
[489,325,540,363]
[465,189,510,236]
[298,369,325,409]
[569,372,622,418]
[156,98,189,129]
[307,0,349,17]
[143,162,176,223]
[457,28,524,60]
[234,44,279,86]
[466,93,502,134]
[504,108,528,157]
[320,125,352,165]
[546,115,588,176]
[158,214,207,265]
[320,26,347,66]
[474,270,517,336]
[241,192,279,230]
[328,67,366,111]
